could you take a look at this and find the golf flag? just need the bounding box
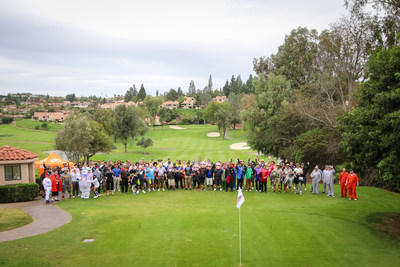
[236,188,245,209]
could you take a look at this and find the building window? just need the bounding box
[5,165,21,181]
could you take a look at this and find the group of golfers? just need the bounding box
[41,156,360,203]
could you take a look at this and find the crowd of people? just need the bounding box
[40,156,360,204]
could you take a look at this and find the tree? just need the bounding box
[65,93,76,102]
[207,75,213,92]
[137,84,147,101]
[188,80,196,96]
[84,120,113,161]
[165,89,178,101]
[240,94,256,112]
[91,108,115,137]
[178,96,186,108]
[177,87,183,97]
[214,109,232,139]
[156,90,159,97]
[339,45,400,192]
[158,107,170,127]
[55,113,93,162]
[198,92,212,107]
[246,74,254,93]
[137,137,153,154]
[124,85,137,102]
[222,80,230,96]
[204,101,232,123]
[144,96,164,129]
[114,105,146,152]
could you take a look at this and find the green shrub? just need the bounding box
[0,183,39,203]
[1,116,14,124]
[35,125,40,130]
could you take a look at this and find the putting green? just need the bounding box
[0,186,399,266]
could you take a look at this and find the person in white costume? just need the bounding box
[43,176,52,204]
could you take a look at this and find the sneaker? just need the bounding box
[185,188,188,190]
[152,188,155,191]
[252,187,254,190]
[158,188,160,191]
[220,188,223,191]
[173,188,176,191]
[300,191,302,195]
[148,188,150,192]
[214,188,216,191]
[246,190,248,192]
[304,188,307,191]
[354,198,358,201]
[332,195,335,198]
[142,190,146,194]
[162,188,165,191]
[72,196,75,198]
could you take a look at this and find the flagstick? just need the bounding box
[239,207,242,265]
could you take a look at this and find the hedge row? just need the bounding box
[0,183,39,203]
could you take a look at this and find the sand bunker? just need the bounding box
[207,132,220,137]
[230,142,250,150]
[169,125,186,130]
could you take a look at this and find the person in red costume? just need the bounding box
[339,168,349,198]
[346,169,359,201]
[259,165,269,193]
[50,169,62,202]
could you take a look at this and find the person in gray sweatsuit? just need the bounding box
[324,165,336,197]
[310,166,322,194]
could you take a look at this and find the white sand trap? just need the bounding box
[230,142,250,150]
[207,132,220,137]
[169,125,186,130]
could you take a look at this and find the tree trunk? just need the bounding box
[124,143,127,152]
[222,129,226,139]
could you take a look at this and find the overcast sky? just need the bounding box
[0,0,347,97]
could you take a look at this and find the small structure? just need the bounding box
[213,96,227,103]
[181,97,196,109]
[0,146,39,185]
[161,101,179,110]
[32,112,69,122]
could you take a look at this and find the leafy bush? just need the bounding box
[41,122,48,128]
[0,183,39,203]
[1,116,14,124]
[35,125,40,130]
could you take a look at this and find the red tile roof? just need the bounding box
[0,146,38,161]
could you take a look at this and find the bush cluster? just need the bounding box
[0,183,39,203]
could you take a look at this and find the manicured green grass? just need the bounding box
[0,208,32,232]
[174,108,199,117]
[0,124,256,162]
[15,119,62,132]
[0,186,399,266]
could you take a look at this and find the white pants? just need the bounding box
[206,178,213,185]
[45,187,52,201]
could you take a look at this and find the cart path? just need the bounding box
[0,199,71,242]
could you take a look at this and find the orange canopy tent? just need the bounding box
[34,152,74,176]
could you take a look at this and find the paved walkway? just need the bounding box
[0,199,72,242]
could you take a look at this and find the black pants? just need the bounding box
[255,180,260,191]
[193,179,200,188]
[72,181,79,196]
[107,180,114,191]
[226,181,233,191]
[175,175,183,189]
[260,181,267,192]
[237,179,243,189]
[121,179,129,193]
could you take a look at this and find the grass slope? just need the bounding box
[15,119,62,132]
[0,186,399,266]
[0,208,32,232]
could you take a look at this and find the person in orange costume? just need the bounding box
[346,169,359,201]
[339,168,349,198]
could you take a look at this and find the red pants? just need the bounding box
[340,182,347,197]
[348,183,357,199]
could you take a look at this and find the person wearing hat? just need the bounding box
[345,169,359,200]
[294,163,303,195]
[310,166,322,194]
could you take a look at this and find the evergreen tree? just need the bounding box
[222,80,230,96]
[138,84,147,101]
[207,75,213,92]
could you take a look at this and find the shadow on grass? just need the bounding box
[365,212,400,242]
